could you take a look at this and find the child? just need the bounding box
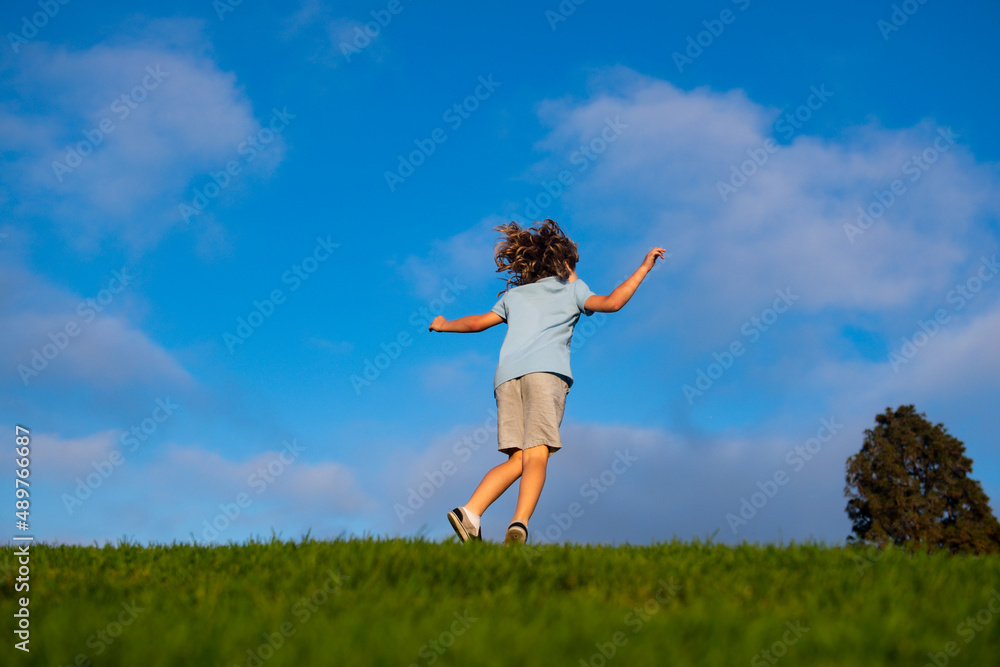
[429,219,666,545]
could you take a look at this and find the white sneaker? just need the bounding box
[447,508,482,543]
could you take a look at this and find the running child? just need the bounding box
[429,218,666,545]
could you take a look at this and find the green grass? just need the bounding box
[3,536,1000,666]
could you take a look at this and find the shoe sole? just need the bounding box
[503,523,527,546]
[448,511,471,543]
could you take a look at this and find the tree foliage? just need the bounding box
[844,405,1000,554]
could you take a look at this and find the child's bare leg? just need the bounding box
[465,450,523,516]
[511,444,550,524]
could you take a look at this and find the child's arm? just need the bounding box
[429,312,504,333]
[585,247,667,313]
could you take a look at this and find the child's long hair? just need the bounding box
[493,219,579,297]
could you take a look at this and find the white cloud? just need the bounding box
[0,262,193,390]
[418,350,494,392]
[0,18,287,254]
[391,214,509,302]
[400,69,999,357]
[31,429,120,480]
[529,67,999,348]
[28,430,375,544]
[897,305,1000,392]
[375,415,860,545]
[162,441,373,514]
[281,0,330,38]
[277,1,392,67]
[308,336,355,354]
[808,302,1000,420]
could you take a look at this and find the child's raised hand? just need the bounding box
[641,247,668,271]
[429,315,446,332]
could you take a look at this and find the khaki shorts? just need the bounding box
[494,372,570,455]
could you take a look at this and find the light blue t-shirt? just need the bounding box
[490,275,597,391]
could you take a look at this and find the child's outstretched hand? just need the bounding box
[642,247,669,271]
[429,315,446,332]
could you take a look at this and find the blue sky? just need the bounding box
[2,0,999,546]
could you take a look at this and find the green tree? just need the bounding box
[844,404,1000,554]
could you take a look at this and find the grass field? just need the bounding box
[3,536,1000,666]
